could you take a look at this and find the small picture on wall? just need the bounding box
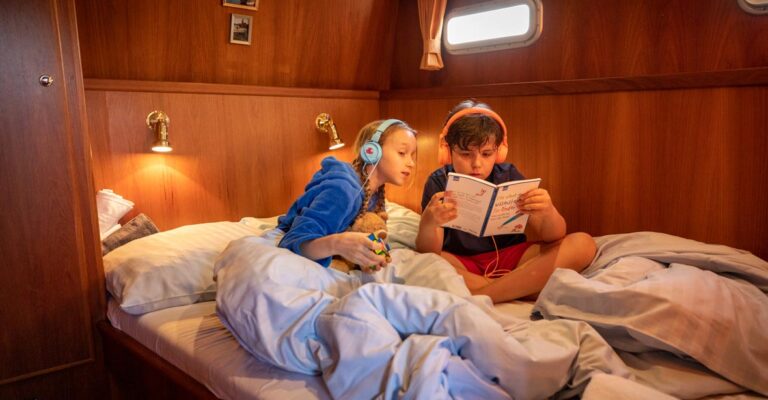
[229,14,252,45]
[223,0,259,11]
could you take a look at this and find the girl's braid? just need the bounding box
[350,158,386,225]
[374,185,386,216]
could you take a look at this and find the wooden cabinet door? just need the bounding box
[0,0,100,386]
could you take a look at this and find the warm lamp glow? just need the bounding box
[146,110,172,153]
[315,113,345,150]
[151,144,172,152]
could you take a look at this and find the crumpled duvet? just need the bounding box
[534,232,768,398]
[214,234,630,399]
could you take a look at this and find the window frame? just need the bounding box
[443,0,543,55]
[737,0,768,14]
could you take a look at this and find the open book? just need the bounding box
[442,172,541,237]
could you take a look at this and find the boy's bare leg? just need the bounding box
[438,252,491,291]
[471,232,597,303]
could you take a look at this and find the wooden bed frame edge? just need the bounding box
[97,320,219,399]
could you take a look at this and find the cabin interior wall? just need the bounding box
[74,0,767,260]
[86,88,379,230]
[382,88,768,261]
[385,0,768,260]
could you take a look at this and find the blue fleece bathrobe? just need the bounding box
[278,157,377,267]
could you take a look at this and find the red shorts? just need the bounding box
[453,242,534,276]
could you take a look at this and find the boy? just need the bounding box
[416,100,596,303]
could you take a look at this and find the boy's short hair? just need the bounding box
[444,99,504,150]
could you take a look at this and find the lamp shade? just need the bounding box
[316,113,344,150]
[146,110,172,153]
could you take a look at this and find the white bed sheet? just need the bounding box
[106,296,538,400]
[107,298,331,400]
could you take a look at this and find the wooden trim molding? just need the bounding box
[382,68,768,99]
[84,79,379,99]
[85,68,768,100]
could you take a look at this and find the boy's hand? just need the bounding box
[423,191,458,226]
[516,188,555,216]
[518,188,566,243]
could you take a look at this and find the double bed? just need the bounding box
[99,202,768,399]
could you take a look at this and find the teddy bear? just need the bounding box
[329,211,392,274]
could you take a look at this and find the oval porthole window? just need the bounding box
[738,0,768,14]
[444,0,543,55]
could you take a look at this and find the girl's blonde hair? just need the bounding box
[350,119,416,223]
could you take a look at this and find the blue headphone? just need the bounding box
[359,119,403,165]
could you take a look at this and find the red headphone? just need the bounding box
[437,107,508,165]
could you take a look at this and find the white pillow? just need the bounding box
[239,215,281,231]
[385,201,421,250]
[103,221,261,314]
[96,189,134,238]
[238,204,422,250]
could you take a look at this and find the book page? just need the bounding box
[484,178,541,236]
[442,173,495,237]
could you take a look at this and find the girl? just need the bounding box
[416,100,596,302]
[277,119,417,272]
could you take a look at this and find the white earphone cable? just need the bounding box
[484,235,512,279]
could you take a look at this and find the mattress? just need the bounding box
[107,299,332,400]
[107,296,537,400]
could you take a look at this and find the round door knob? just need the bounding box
[39,75,54,87]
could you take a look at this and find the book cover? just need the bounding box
[442,172,541,237]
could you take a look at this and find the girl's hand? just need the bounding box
[333,232,387,272]
[423,191,458,226]
[516,188,555,216]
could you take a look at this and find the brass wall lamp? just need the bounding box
[146,110,172,153]
[315,113,345,150]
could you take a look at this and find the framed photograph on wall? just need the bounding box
[229,14,252,45]
[223,0,259,11]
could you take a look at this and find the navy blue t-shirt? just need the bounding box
[421,164,527,256]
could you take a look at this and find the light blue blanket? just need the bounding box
[214,234,630,399]
[535,231,768,397]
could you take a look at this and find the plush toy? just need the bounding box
[329,211,391,274]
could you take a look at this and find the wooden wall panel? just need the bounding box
[0,363,105,399]
[75,0,398,90]
[86,84,379,230]
[86,83,768,261]
[383,87,768,261]
[391,0,768,89]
